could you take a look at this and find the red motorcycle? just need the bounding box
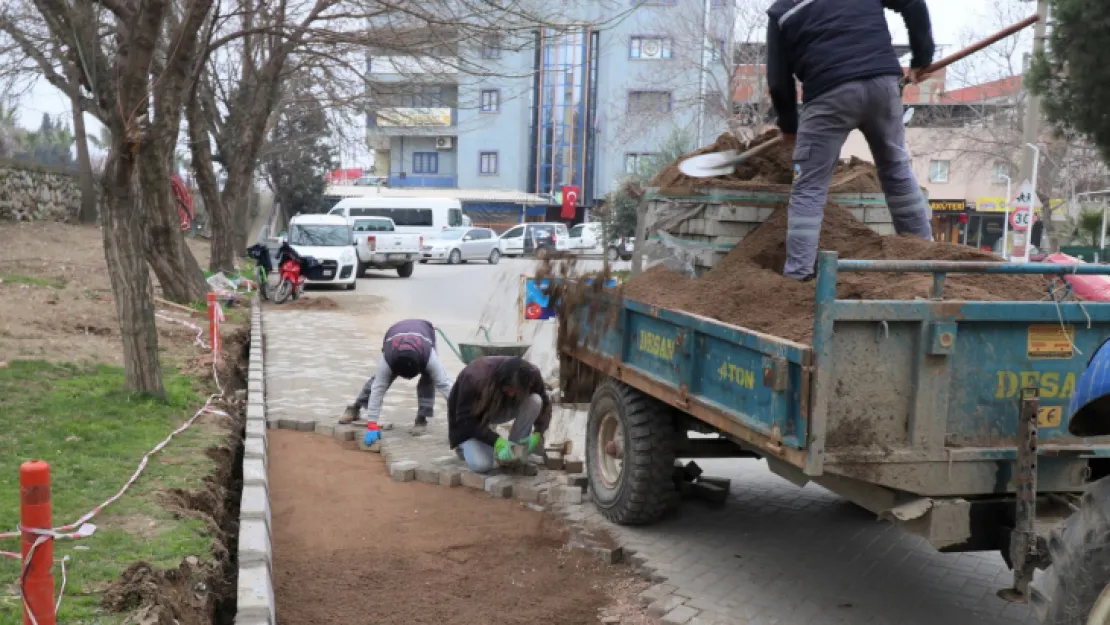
[271,243,319,304]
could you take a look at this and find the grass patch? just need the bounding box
[0,273,66,289]
[0,361,225,624]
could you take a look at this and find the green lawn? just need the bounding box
[0,361,228,623]
[0,273,66,289]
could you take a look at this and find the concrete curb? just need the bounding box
[236,299,275,625]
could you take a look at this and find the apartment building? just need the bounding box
[364,1,733,227]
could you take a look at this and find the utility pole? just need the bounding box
[1018,0,1049,191]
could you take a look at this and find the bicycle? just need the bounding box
[246,244,273,301]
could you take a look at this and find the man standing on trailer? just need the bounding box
[766,0,936,280]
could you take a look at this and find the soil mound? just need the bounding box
[651,131,883,196]
[622,203,1046,344]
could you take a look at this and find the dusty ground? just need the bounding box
[0,220,223,363]
[269,431,652,625]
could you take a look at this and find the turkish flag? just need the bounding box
[561,185,580,219]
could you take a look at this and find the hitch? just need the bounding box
[999,388,1051,603]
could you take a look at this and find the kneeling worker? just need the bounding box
[340,319,454,434]
[448,356,551,473]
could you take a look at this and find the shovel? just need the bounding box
[677,14,1041,179]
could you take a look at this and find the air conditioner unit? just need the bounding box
[435,137,454,150]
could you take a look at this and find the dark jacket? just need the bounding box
[766,0,935,134]
[382,319,436,369]
[447,356,551,448]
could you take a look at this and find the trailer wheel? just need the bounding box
[1030,476,1110,624]
[586,381,678,525]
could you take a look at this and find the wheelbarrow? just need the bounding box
[436,325,531,364]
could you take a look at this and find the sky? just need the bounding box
[11,0,1020,164]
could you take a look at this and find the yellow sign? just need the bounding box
[975,197,1065,214]
[638,330,675,361]
[1028,324,1075,359]
[717,362,756,389]
[1037,406,1063,428]
[929,200,965,212]
[995,370,1076,400]
[376,107,453,127]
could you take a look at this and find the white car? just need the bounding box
[498,222,570,258]
[421,227,501,264]
[286,214,359,290]
[352,217,422,278]
[567,222,634,261]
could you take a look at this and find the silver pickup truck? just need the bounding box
[352,217,422,278]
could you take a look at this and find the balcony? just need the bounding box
[367,107,458,136]
[388,173,458,188]
[369,56,459,76]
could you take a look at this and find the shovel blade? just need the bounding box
[678,150,739,178]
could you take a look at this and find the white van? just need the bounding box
[285,214,359,290]
[328,197,465,235]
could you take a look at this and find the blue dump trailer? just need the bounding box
[559,252,1110,624]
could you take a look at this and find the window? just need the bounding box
[992,161,1012,184]
[380,85,446,108]
[625,152,660,175]
[413,152,439,174]
[479,89,500,113]
[468,229,491,240]
[501,226,523,239]
[349,207,434,227]
[569,224,585,238]
[928,159,950,183]
[629,36,672,60]
[481,34,502,59]
[479,151,499,175]
[628,91,672,114]
[709,39,726,62]
[448,209,463,227]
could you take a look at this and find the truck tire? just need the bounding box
[1031,476,1110,624]
[586,381,679,525]
[396,262,415,278]
[357,261,368,277]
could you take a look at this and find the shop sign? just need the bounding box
[929,200,966,212]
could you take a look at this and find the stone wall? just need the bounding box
[0,158,95,222]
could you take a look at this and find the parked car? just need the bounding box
[567,222,634,261]
[421,227,500,265]
[352,217,422,278]
[329,197,465,235]
[284,214,359,290]
[498,222,570,258]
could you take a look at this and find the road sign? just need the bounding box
[1010,208,1035,231]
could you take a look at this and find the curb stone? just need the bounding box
[236,299,275,625]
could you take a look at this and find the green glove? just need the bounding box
[494,438,516,463]
[526,433,543,454]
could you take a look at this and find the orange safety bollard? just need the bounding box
[20,460,54,625]
[206,292,220,356]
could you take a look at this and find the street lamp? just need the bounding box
[999,173,1012,257]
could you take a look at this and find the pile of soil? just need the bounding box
[269,431,650,625]
[621,203,1047,344]
[651,131,884,196]
[276,295,340,311]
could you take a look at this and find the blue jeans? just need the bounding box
[458,393,543,473]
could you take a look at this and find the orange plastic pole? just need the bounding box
[20,460,54,625]
[206,292,220,356]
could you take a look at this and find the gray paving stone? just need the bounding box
[648,595,688,618]
[238,519,272,569]
[486,476,513,498]
[296,420,316,432]
[276,418,299,430]
[662,605,700,625]
[240,485,271,529]
[246,402,265,421]
[333,426,357,442]
[314,423,335,437]
[548,485,583,504]
[245,418,267,442]
[514,483,547,503]
[244,438,265,465]
[390,461,418,482]
[415,467,440,484]
[242,458,267,490]
[439,470,461,487]
[236,564,275,621]
[640,584,678,607]
[460,471,486,490]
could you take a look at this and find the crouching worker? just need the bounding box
[448,356,551,473]
[339,319,454,435]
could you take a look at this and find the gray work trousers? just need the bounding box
[354,372,435,419]
[457,393,544,473]
[784,75,933,279]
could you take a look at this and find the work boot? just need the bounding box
[339,404,360,424]
[409,416,429,436]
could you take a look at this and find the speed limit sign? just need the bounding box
[1010,208,1035,231]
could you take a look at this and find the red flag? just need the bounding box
[561,185,579,219]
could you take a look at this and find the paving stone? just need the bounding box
[661,605,700,625]
[276,418,299,430]
[242,458,267,490]
[486,476,513,498]
[563,455,584,474]
[415,467,440,484]
[548,485,582,504]
[246,402,265,421]
[248,380,263,394]
[545,451,565,470]
[567,473,588,490]
[432,455,461,465]
[639,584,678,607]
[332,426,357,442]
[244,439,265,464]
[648,594,688,618]
[390,461,418,482]
[596,547,623,565]
[514,483,548,503]
[691,482,728,505]
[245,419,267,442]
[314,423,335,437]
[240,485,271,529]
[296,420,316,432]
[236,564,275,621]
[439,470,461,487]
[697,476,731,491]
[238,519,272,569]
[460,471,486,490]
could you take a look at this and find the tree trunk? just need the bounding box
[69,85,98,224]
[187,94,236,272]
[209,172,252,272]
[101,146,165,396]
[138,143,208,304]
